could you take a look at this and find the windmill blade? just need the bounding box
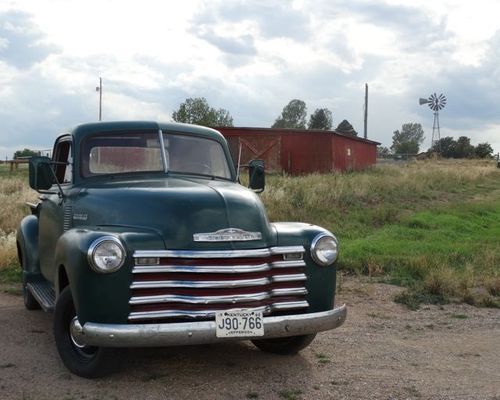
[423,92,446,111]
[438,94,447,110]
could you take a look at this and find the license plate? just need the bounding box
[215,309,264,338]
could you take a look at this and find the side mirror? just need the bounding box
[29,156,55,191]
[248,159,265,193]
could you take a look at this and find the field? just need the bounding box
[1,160,499,308]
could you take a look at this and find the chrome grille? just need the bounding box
[129,246,309,322]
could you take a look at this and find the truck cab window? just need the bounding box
[53,140,72,184]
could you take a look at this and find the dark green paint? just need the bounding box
[18,121,339,324]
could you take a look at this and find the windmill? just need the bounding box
[419,93,447,152]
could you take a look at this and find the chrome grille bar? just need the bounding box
[130,292,270,305]
[128,301,309,321]
[129,246,309,322]
[129,287,308,305]
[131,277,269,290]
[132,260,305,274]
[130,274,306,290]
[133,246,305,259]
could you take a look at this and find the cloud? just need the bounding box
[192,1,312,42]
[194,28,256,56]
[0,10,58,69]
[0,0,499,159]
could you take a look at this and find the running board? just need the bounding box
[27,281,55,312]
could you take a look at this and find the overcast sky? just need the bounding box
[1,0,499,159]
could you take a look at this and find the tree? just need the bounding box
[172,97,233,127]
[308,108,333,130]
[377,146,392,159]
[432,136,456,158]
[454,136,475,158]
[475,142,493,159]
[336,120,358,136]
[391,123,425,154]
[13,148,39,159]
[272,99,307,129]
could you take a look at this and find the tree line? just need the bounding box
[172,97,494,159]
[12,97,495,160]
[171,97,358,136]
[377,122,494,159]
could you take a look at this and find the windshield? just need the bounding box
[81,131,232,179]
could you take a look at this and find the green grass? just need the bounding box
[0,264,21,284]
[340,199,500,308]
[1,159,499,308]
[262,160,500,308]
[0,163,29,179]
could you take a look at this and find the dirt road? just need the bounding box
[0,278,498,400]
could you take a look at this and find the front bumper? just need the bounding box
[71,304,347,348]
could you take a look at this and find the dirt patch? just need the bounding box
[0,277,498,400]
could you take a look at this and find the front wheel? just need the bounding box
[252,334,316,355]
[53,286,113,378]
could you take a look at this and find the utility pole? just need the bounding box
[363,83,368,139]
[96,77,102,121]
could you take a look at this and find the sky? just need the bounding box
[1,0,500,159]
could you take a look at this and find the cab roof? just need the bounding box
[67,121,227,144]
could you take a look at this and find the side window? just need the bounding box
[53,140,72,184]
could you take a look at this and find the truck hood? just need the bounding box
[71,176,275,249]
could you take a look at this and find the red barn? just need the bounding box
[217,127,379,175]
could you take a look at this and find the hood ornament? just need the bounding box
[193,228,262,242]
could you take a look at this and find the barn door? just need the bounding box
[239,136,281,172]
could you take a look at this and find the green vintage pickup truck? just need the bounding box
[17,121,346,378]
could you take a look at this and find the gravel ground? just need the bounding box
[0,277,499,400]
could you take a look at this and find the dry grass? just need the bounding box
[261,160,500,251]
[0,177,37,234]
[262,159,498,224]
[1,160,499,307]
[0,166,37,271]
[261,159,500,308]
[0,231,17,269]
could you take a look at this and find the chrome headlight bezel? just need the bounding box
[310,233,339,266]
[87,236,126,273]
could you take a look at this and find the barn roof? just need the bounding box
[214,126,381,146]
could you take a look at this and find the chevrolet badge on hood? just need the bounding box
[193,228,262,242]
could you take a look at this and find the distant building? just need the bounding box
[217,127,380,175]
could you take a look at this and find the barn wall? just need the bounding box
[332,135,377,171]
[280,132,332,174]
[217,127,378,175]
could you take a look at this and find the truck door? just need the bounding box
[39,137,73,281]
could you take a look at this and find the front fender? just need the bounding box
[54,227,164,325]
[16,215,41,281]
[272,222,339,312]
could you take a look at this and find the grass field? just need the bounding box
[1,160,499,307]
[262,159,500,308]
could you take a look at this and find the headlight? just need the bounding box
[310,234,338,266]
[87,236,126,273]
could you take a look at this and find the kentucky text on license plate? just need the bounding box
[215,310,264,338]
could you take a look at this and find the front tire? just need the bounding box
[252,334,316,355]
[53,286,113,378]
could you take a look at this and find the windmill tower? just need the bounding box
[419,93,447,152]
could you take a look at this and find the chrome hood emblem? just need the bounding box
[193,228,262,242]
